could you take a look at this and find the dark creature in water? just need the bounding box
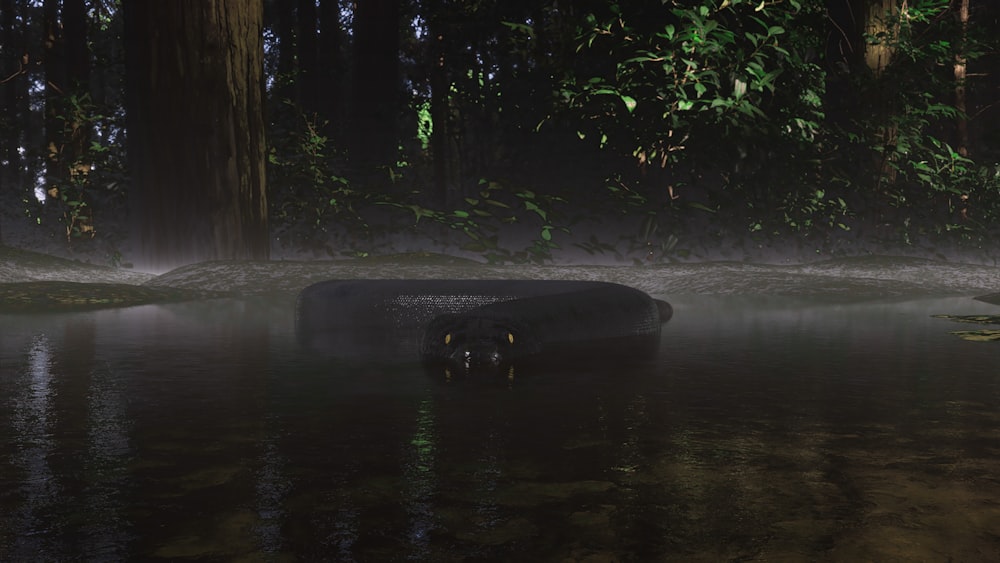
[295,279,672,373]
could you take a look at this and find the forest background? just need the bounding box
[1,0,998,271]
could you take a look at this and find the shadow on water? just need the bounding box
[2,292,1000,560]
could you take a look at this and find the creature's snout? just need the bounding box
[451,339,504,367]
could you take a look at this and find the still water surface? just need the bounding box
[2,290,1000,561]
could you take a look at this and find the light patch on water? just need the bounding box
[7,335,65,559]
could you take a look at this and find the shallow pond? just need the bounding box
[2,282,1000,560]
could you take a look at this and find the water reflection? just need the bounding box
[402,398,438,558]
[82,352,134,560]
[1,294,999,560]
[252,416,289,555]
[7,335,62,558]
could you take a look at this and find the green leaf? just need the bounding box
[524,200,546,220]
[689,202,717,213]
[621,95,637,112]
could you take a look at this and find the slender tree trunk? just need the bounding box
[296,0,319,115]
[1,0,23,241]
[61,0,94,241]
[63,0,88,90]
[268,0,295,103]
[42,0,68,230]
[954,0,970,157]
[317,0,343,139]
[429,26,452,205]
[863,0,902,188]
[349,0,399,169]
[125,0,269,272]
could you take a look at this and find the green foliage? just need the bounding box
[40,92,128,245]
[831,0,1000,245]
[267,101,369,252]
[380,179,568,264]
[567,0,816,168]
[562,0,846,238]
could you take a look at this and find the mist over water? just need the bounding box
[2,258,1000,560]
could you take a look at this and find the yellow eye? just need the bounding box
[507,332,514,344]
[444,333,452,345]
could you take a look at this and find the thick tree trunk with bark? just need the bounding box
[124,0,269,272]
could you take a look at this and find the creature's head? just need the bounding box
[421,313,541,371]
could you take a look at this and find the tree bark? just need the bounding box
[124,0,269,272]
[863,0,899,77]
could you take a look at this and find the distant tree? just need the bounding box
[296,0,319,115]
[0,0,25,242]
[316,0,345,136]
[349,0,400,169]
[124,0,269,271]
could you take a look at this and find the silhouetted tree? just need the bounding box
[349,0,400,169]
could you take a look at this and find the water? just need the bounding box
[2,268,1000,560]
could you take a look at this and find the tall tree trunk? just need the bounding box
[124,0,269,272]
[296,0,319,115]
[863,0,902,188]
[954,0,970,157]
[317,0,343,139]
[42,0,68,231]
[863,0,899,77]
[428,25,453,205]
[1,0,23,241]
[61,0,94,242]
[349,0,399,170]
[267,0,296,103]
[62,0,88,90]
